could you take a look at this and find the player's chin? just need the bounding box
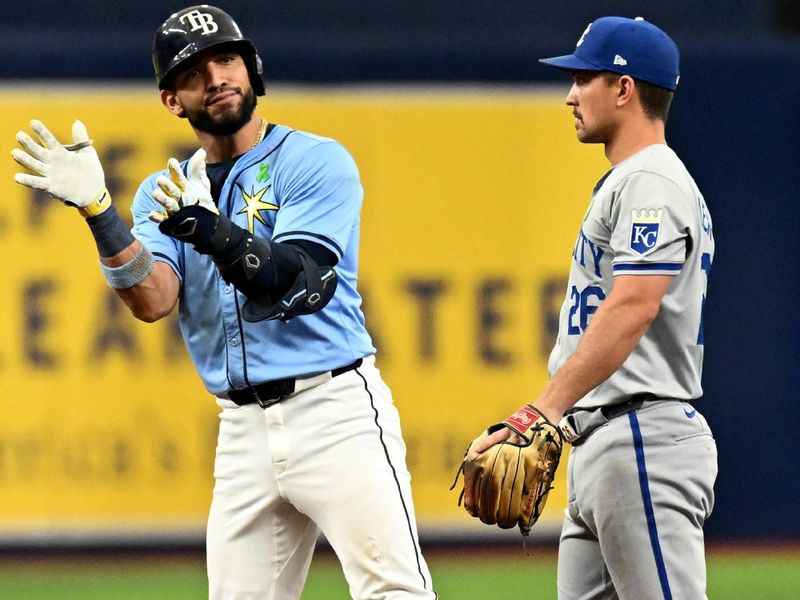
[576,128,602,144]
[207,99,243,120]
[210,106,248,128]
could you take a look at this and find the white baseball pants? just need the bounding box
[206,356,436,599]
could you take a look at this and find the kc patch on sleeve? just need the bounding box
[629,208,662,255]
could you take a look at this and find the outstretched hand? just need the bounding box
[12,119,111,217]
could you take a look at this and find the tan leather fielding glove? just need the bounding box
[457,404,564,536]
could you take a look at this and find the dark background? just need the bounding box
[4,0,799,543]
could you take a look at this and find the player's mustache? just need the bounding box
[205,88,242,106]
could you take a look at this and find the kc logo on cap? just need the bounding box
[576,23,592,47]
[539,16,680,91]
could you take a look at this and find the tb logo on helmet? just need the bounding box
[179,9,219,35]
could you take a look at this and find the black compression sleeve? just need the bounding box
[285,240,337,267]
[270,240,336,298]
[267,242,302,297]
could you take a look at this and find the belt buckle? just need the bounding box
[558,414,581,444]
[252,387,277,409]
[252,379,295,408]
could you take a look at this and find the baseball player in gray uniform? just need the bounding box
[471,16,717,599]
[12,5,436,599]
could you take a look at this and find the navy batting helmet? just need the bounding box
[152,5,265,95]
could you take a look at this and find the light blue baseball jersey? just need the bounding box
[548,144,714,407]
[131,125,375,395]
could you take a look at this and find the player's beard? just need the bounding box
[185,86,258,136]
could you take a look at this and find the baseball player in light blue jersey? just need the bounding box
[12,5,436,599]
[468,16,717,599]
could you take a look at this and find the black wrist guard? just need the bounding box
[158,205,244,256]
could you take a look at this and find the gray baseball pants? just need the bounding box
[557,400,717,600]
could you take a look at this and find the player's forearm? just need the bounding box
[88,209,178,322]
[104,250,179,322]
[535,280,665,420]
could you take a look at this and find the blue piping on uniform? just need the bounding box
[152,251,180,277]
[222,130,295,386]
[613,263,682,272]
[354,367,435,597]
[273,231,343,257]
[629,411,673,600]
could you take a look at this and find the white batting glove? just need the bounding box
[148,148,218,224]
[12,119,111,217]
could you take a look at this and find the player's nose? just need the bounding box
[565,84,579,106]
[205,63,230,90]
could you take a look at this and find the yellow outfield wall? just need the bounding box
[0,85,608,539]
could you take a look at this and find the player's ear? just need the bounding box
[616,75,636,106]
[161,89,187,118]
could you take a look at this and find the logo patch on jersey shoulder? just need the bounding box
[237,184,278,233]
[629,209,663,255]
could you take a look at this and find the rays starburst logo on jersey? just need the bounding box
[629,208,663,255]
[237,184,278,233]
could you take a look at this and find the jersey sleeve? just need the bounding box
[609,171,692,276]
[271,141,363,260]
[130,171,183,282]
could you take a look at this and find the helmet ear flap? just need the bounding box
[250,52,266,96]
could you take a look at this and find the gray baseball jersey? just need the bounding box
[548,144,714,408]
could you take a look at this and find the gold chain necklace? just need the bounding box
[250,118,267,151]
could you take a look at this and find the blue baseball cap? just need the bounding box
[539,16,680,91]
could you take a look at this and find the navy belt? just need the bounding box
[560,393,660,444]
[600,394,651,420]
[227,358,363,408]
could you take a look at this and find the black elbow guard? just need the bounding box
[241,251,338,323]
